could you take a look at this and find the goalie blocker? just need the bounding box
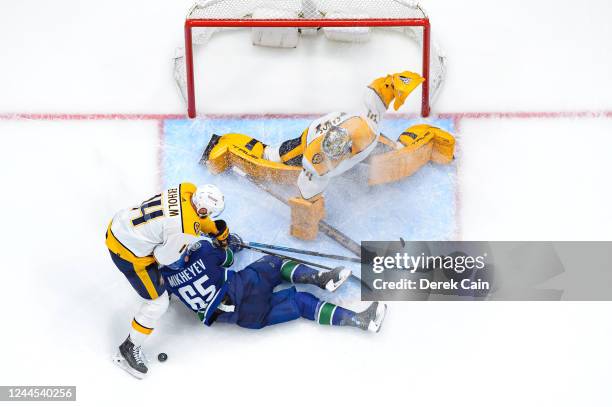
[200,124,455,239]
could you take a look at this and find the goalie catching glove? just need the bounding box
[369,70,425,111]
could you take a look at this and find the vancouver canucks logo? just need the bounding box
[312,153,323,164]
[194,222,201,235]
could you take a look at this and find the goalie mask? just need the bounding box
[192,184,225,219]
[321,126,352,160]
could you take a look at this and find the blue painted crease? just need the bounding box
[160,116,457,276]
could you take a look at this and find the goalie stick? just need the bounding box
[240,242,373,291]
[230,167,362,256]
[246,241,362,264]
[239,243,336,271]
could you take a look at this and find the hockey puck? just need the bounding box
[158,352,168,362]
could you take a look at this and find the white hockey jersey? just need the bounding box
[109,183,223,266]
[297,87,387,198]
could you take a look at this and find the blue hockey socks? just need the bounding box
[294,291,387,332]
[294,291,352,326]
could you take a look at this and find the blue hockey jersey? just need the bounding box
[160,240,235,326]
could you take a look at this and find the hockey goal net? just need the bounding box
[174,0,446,118]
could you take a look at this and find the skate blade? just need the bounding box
[112,354,145,380]
[325,269,352,292]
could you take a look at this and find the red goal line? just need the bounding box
[0,110,610,125]
[1,110,609,141]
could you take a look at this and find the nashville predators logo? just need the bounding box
[312,153,323,164]
[194,222,201,235]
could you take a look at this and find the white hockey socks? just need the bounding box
[129,291,169,346]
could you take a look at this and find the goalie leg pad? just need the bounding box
[368,124,455,186]
[201,133,301,184]
[368,142,434,186]
[200,133,226,172]
[289,196,325,240]
[399,124,455,164]
[201,133,258,174]
[431,128,455,164]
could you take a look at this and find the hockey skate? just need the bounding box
[356,302,388,333]
[319,266,352,292]
[112,336,148,379]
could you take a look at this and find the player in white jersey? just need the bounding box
[106,182,235,377]
[261,70,424,200]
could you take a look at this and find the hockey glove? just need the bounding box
[227,233,244,253]
[209,219,230,248]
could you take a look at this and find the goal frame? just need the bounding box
[184,18,432,118]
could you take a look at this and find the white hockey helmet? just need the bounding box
[192,184,225,219]
[321,126,352,160]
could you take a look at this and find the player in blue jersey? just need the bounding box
[118,235,387,378]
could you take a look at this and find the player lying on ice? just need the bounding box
[117,236,386,379]
[202,70,456,240]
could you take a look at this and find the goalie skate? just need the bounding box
[112,336,148,379]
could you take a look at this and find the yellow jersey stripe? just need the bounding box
[134,269,160,299]
[132,319,154,335]
[106,223,138,258]
[106,222,159,299]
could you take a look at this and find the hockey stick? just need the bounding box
[240,243,373,291]
[246,241,362,264]
[230,167,362,256]
[240,244,372,291]
[239,243,335,270]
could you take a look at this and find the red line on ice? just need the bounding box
[0,111,610,122]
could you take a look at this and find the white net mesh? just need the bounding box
[175,0,446,114]
[188,0,428,20]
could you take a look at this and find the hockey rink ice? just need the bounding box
[1,0,612,406]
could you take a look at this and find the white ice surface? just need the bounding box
[0,0,612,406]
[459,117,612,240]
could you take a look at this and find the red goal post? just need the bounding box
[177,1,446,118]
